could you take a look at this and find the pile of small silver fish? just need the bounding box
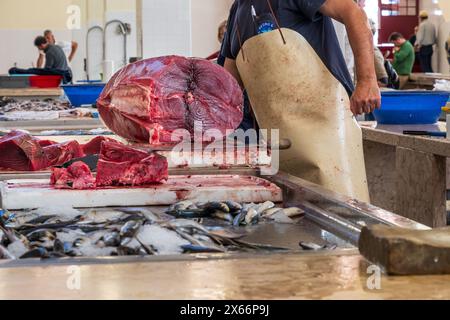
[0,202,301,260]
[0,98,70,113]
[166,201,305,226]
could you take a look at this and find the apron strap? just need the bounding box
[265,0,286,45]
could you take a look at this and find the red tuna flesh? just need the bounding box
[0,131,84,171]
[97,56,244,145]
[82,136,118,155]
[51,162,95,190]
[0,131,49,171]
[43,140,84,167]
[96,141,168,187]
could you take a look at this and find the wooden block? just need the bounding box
[395,147,447,227]
[0,175,283,210]
[359,224,450,275]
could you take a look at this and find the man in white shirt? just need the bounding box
[332,0,366,83]
[416,10,436,73]
[36,30,78,68]
[332,21,355,82]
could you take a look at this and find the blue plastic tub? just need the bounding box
[62,84,105,107]
[373,91,450,125]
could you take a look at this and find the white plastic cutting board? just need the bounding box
[0,175,283,210]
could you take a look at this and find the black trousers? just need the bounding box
[419,45,434,73]
[8,67,73,84]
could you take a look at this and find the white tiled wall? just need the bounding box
[141,0,192,58]
[105,11,137,69]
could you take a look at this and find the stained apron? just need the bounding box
[236,28,370,202]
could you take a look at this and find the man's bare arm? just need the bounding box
[320,0,381,115]
[37,51,45,68]
[68,41,78,62]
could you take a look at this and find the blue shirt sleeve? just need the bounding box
[221,1,238,59]
[284,0,326,21]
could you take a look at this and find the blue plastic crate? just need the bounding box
[62,84,105,107]
[373,91,450,125]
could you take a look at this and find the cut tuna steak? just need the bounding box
[82,136,118,155]
[96,141,168,187]
[0,131,84,171]
[43,140,84,167]
[51,162,95,190]
[97,56,244,145]
[0,131,48,171]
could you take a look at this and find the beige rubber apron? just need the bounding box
[236,28,370,202]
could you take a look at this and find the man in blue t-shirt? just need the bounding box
[221,0,380,117]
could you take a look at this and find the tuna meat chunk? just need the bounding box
[82,136,118,155]
[43,140,84,167]
[96,141,168,187]
[0,131,83,171]
[51,162,96,190]
[97,56,243,145]
[0,131,48,171]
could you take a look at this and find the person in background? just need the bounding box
[369,20,388,87]
[409,26,418,47]
[333,0,365,83]
[446,33,450,66]
[9,36,72,84]
[388,32,414,89]
[416,11,436,73]
[37,30,78,68]
[409,26,420,70]
[206,20,228,64]
[365,19,385,121]
[368,19,399,89]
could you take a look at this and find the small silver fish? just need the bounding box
[164,219,210,235]
[140,209,161,223]
[120,221,141,238]
[224,201,243,213]
[245,208,259,225]
[233,211,247,226]
[204,202,230,213]
[283,207,305,218]
[212,211,234,223]
[169,201,194,213]
[102,232,121,247]
[27,230,56,243]
[261,208,282,218]
[255,201,275,215]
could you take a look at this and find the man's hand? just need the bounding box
[321,0,380,115]
[350,79,381,115]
